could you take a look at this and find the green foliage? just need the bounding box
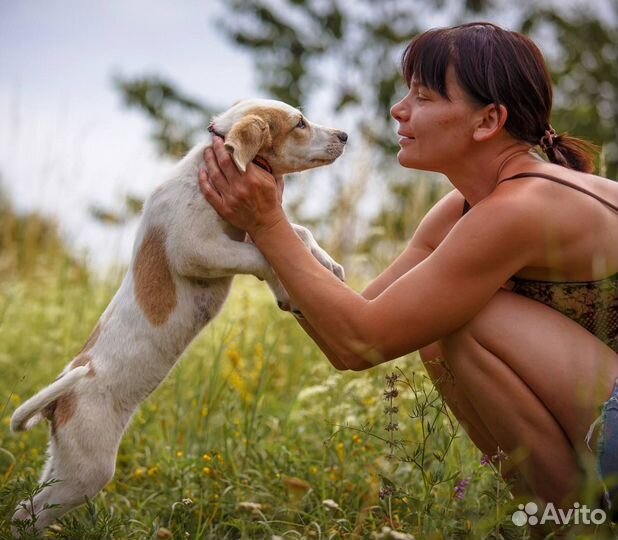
[521,8,618,176]
[114,75,218,159]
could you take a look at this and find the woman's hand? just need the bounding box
[199,136,286,238]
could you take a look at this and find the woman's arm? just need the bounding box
[200,138,542,370]
[294,189,468,369]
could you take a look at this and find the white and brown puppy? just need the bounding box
[10,98,347,532]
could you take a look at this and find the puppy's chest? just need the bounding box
[187,278,232,332]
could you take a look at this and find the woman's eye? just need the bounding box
[296,118,306,129]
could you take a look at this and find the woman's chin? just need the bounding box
[397,151,421,169]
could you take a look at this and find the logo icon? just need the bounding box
[511,501,606,526]
[511,502,539,526]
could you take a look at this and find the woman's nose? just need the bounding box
[390,98,408,122]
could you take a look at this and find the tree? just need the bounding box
[113,1,617,260]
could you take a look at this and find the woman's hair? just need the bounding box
[401,22,598,173]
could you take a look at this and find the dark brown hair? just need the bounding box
[401,22,598,173]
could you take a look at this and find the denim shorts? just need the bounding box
[585,376,618,519]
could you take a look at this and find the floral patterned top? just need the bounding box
[510,273,618,352]
[462,172,618,352]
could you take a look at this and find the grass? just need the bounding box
[0,216,615,539]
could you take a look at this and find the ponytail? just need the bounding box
[540,127,599,173]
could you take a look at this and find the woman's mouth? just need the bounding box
[398,135,415,144]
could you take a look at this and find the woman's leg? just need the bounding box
[421,289,618,507]
[419,341,534,498]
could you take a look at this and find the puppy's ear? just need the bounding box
[224,115,270,173]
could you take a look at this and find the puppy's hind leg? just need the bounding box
[12,401,121,533]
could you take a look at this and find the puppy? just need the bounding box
[10,99,347,532]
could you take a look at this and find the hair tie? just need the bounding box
[539,126,557,151]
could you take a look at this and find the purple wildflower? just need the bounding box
[454,477,471,500]
[480,454,492,466]
[383,388,399,400]
[379,484,395,499]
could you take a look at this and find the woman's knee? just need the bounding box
[418,341,454,385]
[418,341,441,364]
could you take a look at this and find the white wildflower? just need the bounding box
[238,501,263,514]
[373,526,415,540]
[297,384,331,401]
[322,498,341,510]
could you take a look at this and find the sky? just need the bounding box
[0,1,261,270]
[1,1,615,272]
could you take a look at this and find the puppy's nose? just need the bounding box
[336,131,348,143]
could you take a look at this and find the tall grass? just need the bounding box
[0,189,613,539]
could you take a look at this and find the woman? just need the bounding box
[199,22,618,514]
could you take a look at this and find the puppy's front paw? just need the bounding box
[292,225,345,282]
[327,258,345,282]
[277,300,291,311]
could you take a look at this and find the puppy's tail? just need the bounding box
[10,366,89,433]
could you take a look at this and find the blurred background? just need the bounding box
[1,0,617,279]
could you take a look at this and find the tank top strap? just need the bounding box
[499,172,618,214]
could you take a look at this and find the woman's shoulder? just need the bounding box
[492,166,618,227]
[412,189,468,250]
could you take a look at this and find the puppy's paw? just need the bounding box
[277,300,291,311]
[292,225,345,282]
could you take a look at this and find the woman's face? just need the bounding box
[390,66,481,173]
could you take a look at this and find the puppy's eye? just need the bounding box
[296,118,306,129]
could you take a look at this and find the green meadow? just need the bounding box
[0,206,614,540]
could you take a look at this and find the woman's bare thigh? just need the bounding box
[451,289,618,451]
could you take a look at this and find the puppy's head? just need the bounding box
[209,99,347,175]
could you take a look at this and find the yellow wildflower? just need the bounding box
[336,442,345,462]
[203,467,212,476]
[134,467,146,479]
[176,451,184,458]
[147,465,159,477]
[227,370,252,404]
[226,345,242,368]
[203,453,212,462]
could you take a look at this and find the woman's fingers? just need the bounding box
[212,136,242,181]
[274,175,284,202]
[203,145,231,197]
[199,169,227,215]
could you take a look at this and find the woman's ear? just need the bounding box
[472,103,508,142]
[224,115,270,173]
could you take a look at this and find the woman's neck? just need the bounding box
[448,144,538,206]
